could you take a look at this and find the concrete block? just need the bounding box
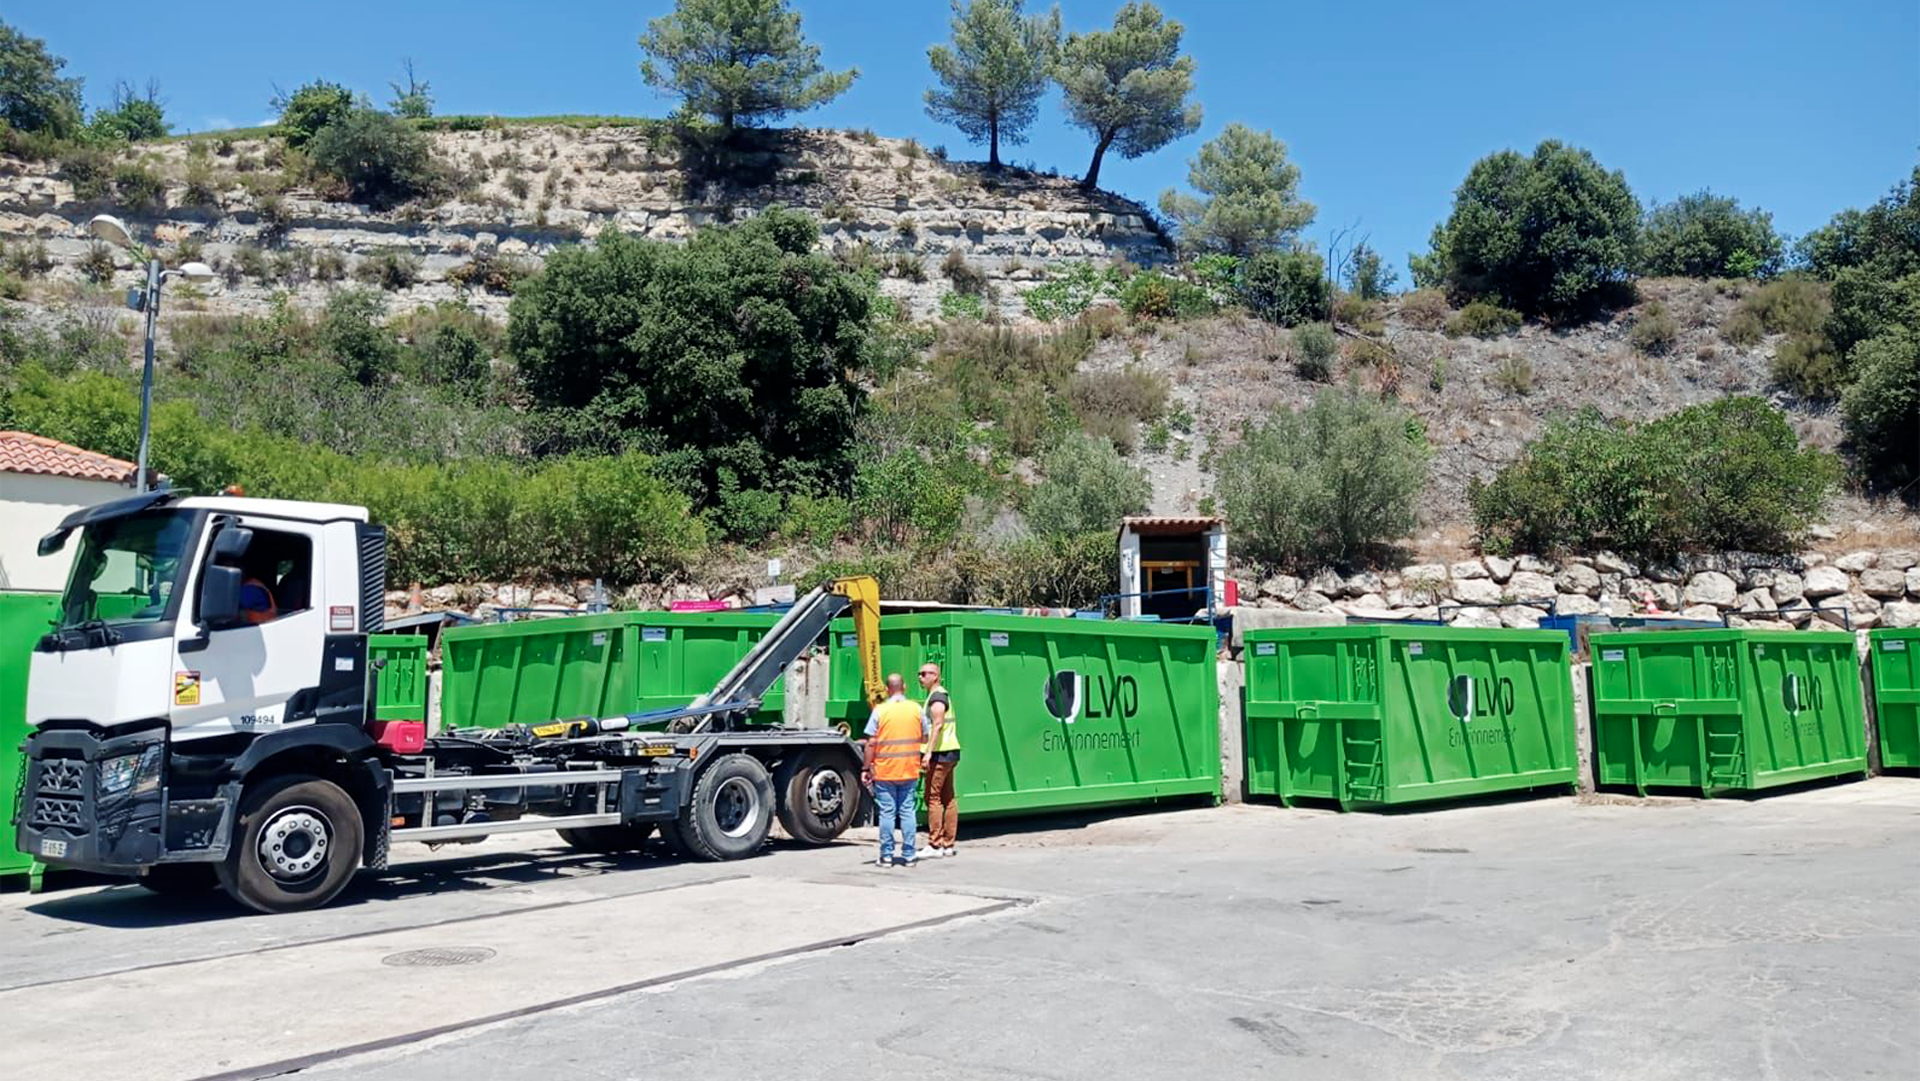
[1227,606,1346,649]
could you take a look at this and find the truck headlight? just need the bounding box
[97,745,163,796]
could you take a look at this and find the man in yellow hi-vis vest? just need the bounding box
[919,662,961,856]
[862,673,929,867]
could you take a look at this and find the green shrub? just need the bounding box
[1068,366,1168,453]
[81,241,115,283]
[273,80,355,148]
[1629,301,1678,355]
[780,492,853,548]
[509,206,870,503]
[108,162,167,215]
[1767,331,1843,397]
[1735,278,1830,338]
[1398,288,1450,330]
[1119,270,1213,321]
[1641,191,1783,279]
[1417,140,1639,319]
[1239,249,1328,327]
[1492,355,1533,396]
[232,244,271,281]
[1840,328,1919,494]
[941,249,989,296]
[307,106,444,208]
[1215,385,1430,568]
[1721,308,1763,348]
[957,531,1115,608]
[708,481,785,543]
[313,250,347,281]
[940,290,986,321]
[61,144,112,200]
[1444,300,1521,339]
[353,248,422,291]
[1292,322,1336,380]
[1022,261,1118,322]
[1026,432,1151,535]
[4,239,51,278]
[182,159,221,207]
[1348,337,1395,368]
[1469,398,1836,558]
[88,81,169,142]
[317,288,396,386]
[0,273,25,300]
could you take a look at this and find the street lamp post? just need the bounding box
[86,214,214,494]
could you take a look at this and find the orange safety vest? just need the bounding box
[869,698,925,782]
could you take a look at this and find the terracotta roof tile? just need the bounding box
[0,431,136,484]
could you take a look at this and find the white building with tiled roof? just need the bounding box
[0,432,138,590]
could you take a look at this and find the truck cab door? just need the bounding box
[171,517,337,742]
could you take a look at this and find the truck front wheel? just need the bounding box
[217,774,364,914]
[673,753,773,861]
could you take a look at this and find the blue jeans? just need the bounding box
[872,779,919,861]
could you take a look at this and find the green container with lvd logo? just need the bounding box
[826,613,1220,817]
[1243,625,1579,811]
[1867,628,1920,770]
[1590,628,1866,796]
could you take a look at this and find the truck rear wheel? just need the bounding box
[558,824,655,852]
[673,753,773,861]
[775,751,861,844]
[216,774,363,914]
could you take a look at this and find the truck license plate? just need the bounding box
[39,839,67,858]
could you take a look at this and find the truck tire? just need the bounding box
[216,774,364,914]
[136,863,220,895]
[774,751,861,845]
[672,753,773,861]
[557,824,655,852]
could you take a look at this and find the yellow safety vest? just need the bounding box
[929,685,960,753]
[870,698,925,782]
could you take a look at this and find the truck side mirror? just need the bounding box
[199,565,242,626]
[210,526,254,565]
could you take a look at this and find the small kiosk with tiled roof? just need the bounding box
[0,431,137,589]
[1116,515,1228,621]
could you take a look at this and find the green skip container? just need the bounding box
[368,634,429,723]
[1590,628,1867,796]
[440,611,785,730]
[1,591,61,881]
[1868,628,1920,770]
[1243,625,1579,811]
[826,613,1220,817]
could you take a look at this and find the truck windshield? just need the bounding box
[56,510,195,631]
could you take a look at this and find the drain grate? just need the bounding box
[381,946,497,968]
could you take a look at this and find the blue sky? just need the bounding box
[10,1,1916,277]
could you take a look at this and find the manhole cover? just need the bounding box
[381,946,497,968]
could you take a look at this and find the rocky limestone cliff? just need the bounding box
[0,123,1170,323]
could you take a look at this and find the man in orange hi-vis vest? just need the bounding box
[862,672,929,868]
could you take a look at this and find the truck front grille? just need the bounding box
[38,758,84,796]
[30,796,84,830]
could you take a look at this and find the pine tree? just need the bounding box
[639,0,857,134]
[924,0,1061,169]
[1158,123,1314,256]
[1056,2,1200,191]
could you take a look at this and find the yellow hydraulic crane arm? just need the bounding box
[831,575,885,708]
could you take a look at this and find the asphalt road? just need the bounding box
[5,779,1919,1081]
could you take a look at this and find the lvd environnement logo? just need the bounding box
[1040,670,1143,751]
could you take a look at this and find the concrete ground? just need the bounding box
[6,779,1920,1081]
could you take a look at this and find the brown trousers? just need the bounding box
[924,758,960,848]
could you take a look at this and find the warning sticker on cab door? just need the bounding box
[173,671,201,706]
[329,605,355,631]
